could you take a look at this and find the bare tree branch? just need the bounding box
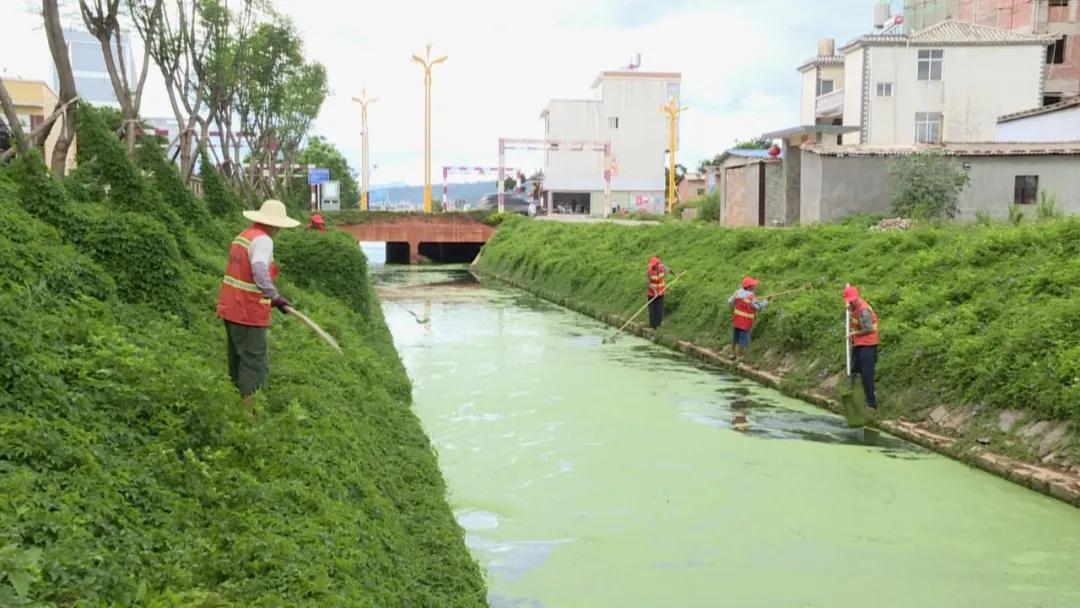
[0,96,82,164]
[44,0,79,177]
[0,78,29,156]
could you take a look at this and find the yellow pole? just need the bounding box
[661,98,688,215]
[352,89,379,211]
[412,43,447,214]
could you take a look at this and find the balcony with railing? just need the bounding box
[815,89,844,118]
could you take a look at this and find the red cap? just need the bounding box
[649,256,661,267]
[742,276,758,289]
[311,213,325,224]
[843,285,859,303]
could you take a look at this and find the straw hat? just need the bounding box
[243,199,301,228]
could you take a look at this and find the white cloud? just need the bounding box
[2,0,873,185]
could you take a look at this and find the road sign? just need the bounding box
[322,180,340,211]
[308,168,330,185]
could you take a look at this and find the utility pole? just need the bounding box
[661,97,687,215]
[352,88,379,211]
[412,43,448,213]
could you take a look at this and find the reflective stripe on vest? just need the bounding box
[217,227,273,327]
[733,296,757,330]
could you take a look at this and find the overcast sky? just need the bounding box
[2,0,875,185]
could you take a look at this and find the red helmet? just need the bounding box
[742,276,758,289]
[311,213,325,224]
[843,285,859,303]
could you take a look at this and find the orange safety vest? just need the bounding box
[732,292,758,330]
[850,299,880,347]
[647,265,666,298]
[217,227,276,327]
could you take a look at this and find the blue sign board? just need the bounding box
[307,168,330,185]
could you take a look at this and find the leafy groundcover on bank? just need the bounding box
[478,217,1080,430]
[0,106,484,607]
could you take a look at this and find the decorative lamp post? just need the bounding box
[411,43,448,213]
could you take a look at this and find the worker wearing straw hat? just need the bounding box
[217,199,301,414]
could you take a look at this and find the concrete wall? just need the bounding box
[724,165,749,226]
[865,44,1044,144]
[801,151,1080,223]
[543,100,604,191]
[995,105,1080,141]
[765,161,786,226]
[842,47,865,144]
[783,146,802,225]
[544,75,674,197]
[957,155,1080,217]
[800,69,817,125]
[800,154,893,224]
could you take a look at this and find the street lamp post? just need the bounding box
[412,43,448,213]
[661,97,688,215]
[351,89,378,211]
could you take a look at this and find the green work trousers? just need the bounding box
[225,321,269,397]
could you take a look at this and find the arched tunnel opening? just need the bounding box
[418,242,485,264]
[385,242,412,264]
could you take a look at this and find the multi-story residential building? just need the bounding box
[541,70,681,216]
[901,0,1080,102]
[799,21,1051,145]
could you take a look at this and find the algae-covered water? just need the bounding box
[374,263,1080,608]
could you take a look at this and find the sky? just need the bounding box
[1,0,875,186]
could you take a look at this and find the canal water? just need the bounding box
[372,261,1080,608]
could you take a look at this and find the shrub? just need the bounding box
[478,217,1080,423]
[135,139,222,242]
[199,154,244,218]
[1009,203,1025,225]
[1036,190,1062,221]
[0,174,115,303]
[275,229,371,314]
[887,151,970,220]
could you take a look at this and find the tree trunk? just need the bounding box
[0,78,29,155]
[44,0,78,177]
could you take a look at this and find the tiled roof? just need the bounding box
[998,97,1080,123]
[841,19,1053,51]
[797,55,845,71]
[802,141,1080,157]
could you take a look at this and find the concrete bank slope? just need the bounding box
[472,217,1080,508]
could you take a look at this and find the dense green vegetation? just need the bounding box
[0,107,484,606]
[478,217,1080,430]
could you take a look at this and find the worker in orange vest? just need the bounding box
[308,213,326,232]
[217,199,301,416]
[728,276,769,361]
[647,256,667,332]
[845,285,880,409]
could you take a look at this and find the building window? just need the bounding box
[1044,93,1063,106]
[697,188,705,196]
[817,79,834,96]
[876,82,893,97]
[607,116,619,129]
[1014,176,1039,205]
[915,112,943,143]
[917,49,943,81]
[1050,0,1068,6]
[1047,37,1067,64]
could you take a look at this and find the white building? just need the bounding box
[800,21,1053,146]
[996,98,1080,141]
[55,29,136,108]
[541,70,681,216]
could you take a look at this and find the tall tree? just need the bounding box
[80,0,160,155]
[129,0,207,182]
[44,0,79,177]
[297,136,359,209]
